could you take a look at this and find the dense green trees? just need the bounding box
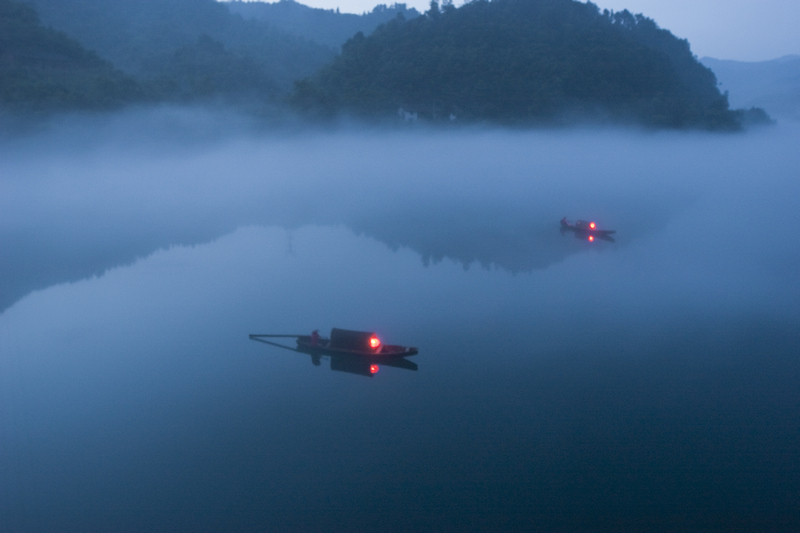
[2,0,767,129]
[0,0,140,111]
[292,0,743,128]
[143,34,279,103]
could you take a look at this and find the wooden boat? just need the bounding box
[560,218,616,242]
[296,328,419,358]
[248,329,419,376]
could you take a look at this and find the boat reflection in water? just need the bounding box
[249,328,419,377]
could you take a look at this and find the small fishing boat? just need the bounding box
[560,217,616,242]
[249,328,419,377]
[296,328,419,358]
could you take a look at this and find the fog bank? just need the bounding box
[2,110,799,317]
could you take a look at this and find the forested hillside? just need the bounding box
[293,0,743,129]
[4,0,772,128]
[226,0,420,49]
[30,0,336,94]
[0,0,140,111]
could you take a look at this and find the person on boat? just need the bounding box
[310,329,320,346]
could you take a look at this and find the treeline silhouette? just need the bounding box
[2,0,770,128]
[3,0,417,112]
[292,0,745,128]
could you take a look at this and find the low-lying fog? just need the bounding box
[2,109,799,317]
[1,109,799,532]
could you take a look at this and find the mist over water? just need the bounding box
[2,110,799,532]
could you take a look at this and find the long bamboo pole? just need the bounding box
[248,334,305,338]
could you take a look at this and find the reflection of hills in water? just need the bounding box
[1,201,682,312]
[356,215,577,272]
[1,120,721,313]
[350,203,678,273]
[0,219,559,313]
[0,225,234,313]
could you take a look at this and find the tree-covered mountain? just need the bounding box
[0,0,140,111]
[292,0,744,129]
[226,0,420,49]
[29,0,336,95]
[142,34,281,103]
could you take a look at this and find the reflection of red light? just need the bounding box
[589,222,596,230]
[588,235,595,242]
[369,335,381,349]
[370,364,379,374]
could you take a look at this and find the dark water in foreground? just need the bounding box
[1,116,799,532]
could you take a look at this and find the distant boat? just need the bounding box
[560,218,616,243]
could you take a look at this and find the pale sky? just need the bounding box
[246,0,800,61]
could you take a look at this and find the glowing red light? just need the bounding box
[589,222,596,230]
[370,364,379,374]
[588,235,595,242]
[369,335,381,350]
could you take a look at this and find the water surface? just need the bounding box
[2,115,799,532]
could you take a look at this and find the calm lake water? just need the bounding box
[2,114,799,532]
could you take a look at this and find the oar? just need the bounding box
[249,336,304,352]
[248,334,305,338]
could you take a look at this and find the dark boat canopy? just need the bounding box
[330,328,379,352]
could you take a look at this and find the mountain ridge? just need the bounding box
[701,55,800,121]
[225,0,421,49]
[29,0,336,92]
